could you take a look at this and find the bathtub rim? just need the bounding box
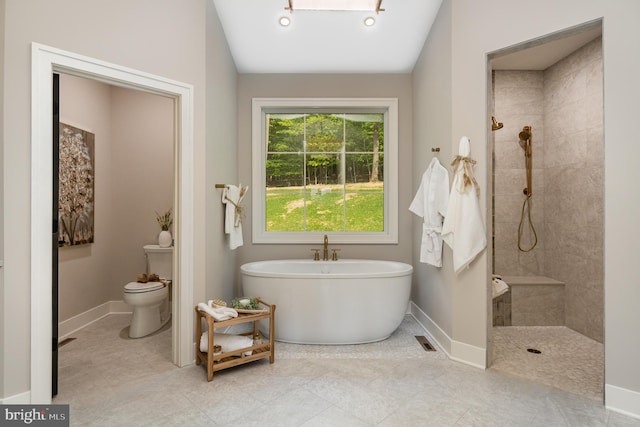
[240,259,413,279]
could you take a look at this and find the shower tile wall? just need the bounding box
[493,37,603,343]
[493,70,545,276]
[543,38,603,343]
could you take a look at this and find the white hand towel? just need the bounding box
[197,303,238,321]
[222,184,247,250]
[442,136,487,273]
[200,331,253,355]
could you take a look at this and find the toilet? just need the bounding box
[123,245,172,338]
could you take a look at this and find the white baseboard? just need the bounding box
[606,384,640,419]
[409,301,487,369]
[409,301,452,356]
[450,340,486,369]
[0,390,31,404]
[58,300,131,341]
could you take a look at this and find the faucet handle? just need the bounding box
[311,249,320,261]
[331,249,340,261]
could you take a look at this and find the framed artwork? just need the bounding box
[59,123,95,246]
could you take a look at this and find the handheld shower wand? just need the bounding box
[519,126,532,196]
[517,125,537,251]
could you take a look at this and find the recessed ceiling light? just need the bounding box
[279,16,291,27]
[364,16,375,26]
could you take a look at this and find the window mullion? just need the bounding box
[342,114,347,231]
[303,114,308,231]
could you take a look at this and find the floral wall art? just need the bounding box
[59,123,95,246]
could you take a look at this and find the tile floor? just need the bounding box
[491,326,604,401]
[53,314,640,426]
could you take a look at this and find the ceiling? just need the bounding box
[212,0,443,74]
[212,1,601,74]
[491,24,602,70]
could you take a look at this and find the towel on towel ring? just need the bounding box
[222,184,248,250]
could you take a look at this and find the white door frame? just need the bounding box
[31,43,195,403]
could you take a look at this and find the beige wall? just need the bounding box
[235,74,413,294]
[205,1,239,304]
[413,0,640,409]
[411,0,454,349]
[58,75,114,321]
[109,86,174,301]
[1,0,238,400]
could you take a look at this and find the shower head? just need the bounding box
[491,116,503,131]
[519,126,531,142]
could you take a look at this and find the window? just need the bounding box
[252,98,398,244]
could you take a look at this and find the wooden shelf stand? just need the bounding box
[195,298,275,381]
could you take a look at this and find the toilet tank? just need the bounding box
[143,245,173,280]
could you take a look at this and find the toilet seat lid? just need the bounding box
[124,281,165,293]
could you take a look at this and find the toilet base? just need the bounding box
[128,303,171,338]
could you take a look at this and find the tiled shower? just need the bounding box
[492,36,604,343]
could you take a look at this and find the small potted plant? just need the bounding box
[156,209,173,247]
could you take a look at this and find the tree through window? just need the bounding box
[266,112,384,232]
[252,98,398,244]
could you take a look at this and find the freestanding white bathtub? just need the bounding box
[241,259,413,345]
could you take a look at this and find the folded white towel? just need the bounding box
[197,303,238,321]
[200,332,253,355]
[492,277,509,299]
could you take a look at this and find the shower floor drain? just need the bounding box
[527,348,542,354]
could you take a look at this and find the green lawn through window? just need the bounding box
[266,183,384,232]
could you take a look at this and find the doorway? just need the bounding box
[52,73,176,395]
[487,21,604,401]
[31,43,195,404]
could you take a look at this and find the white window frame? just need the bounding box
[251,97,398,244]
